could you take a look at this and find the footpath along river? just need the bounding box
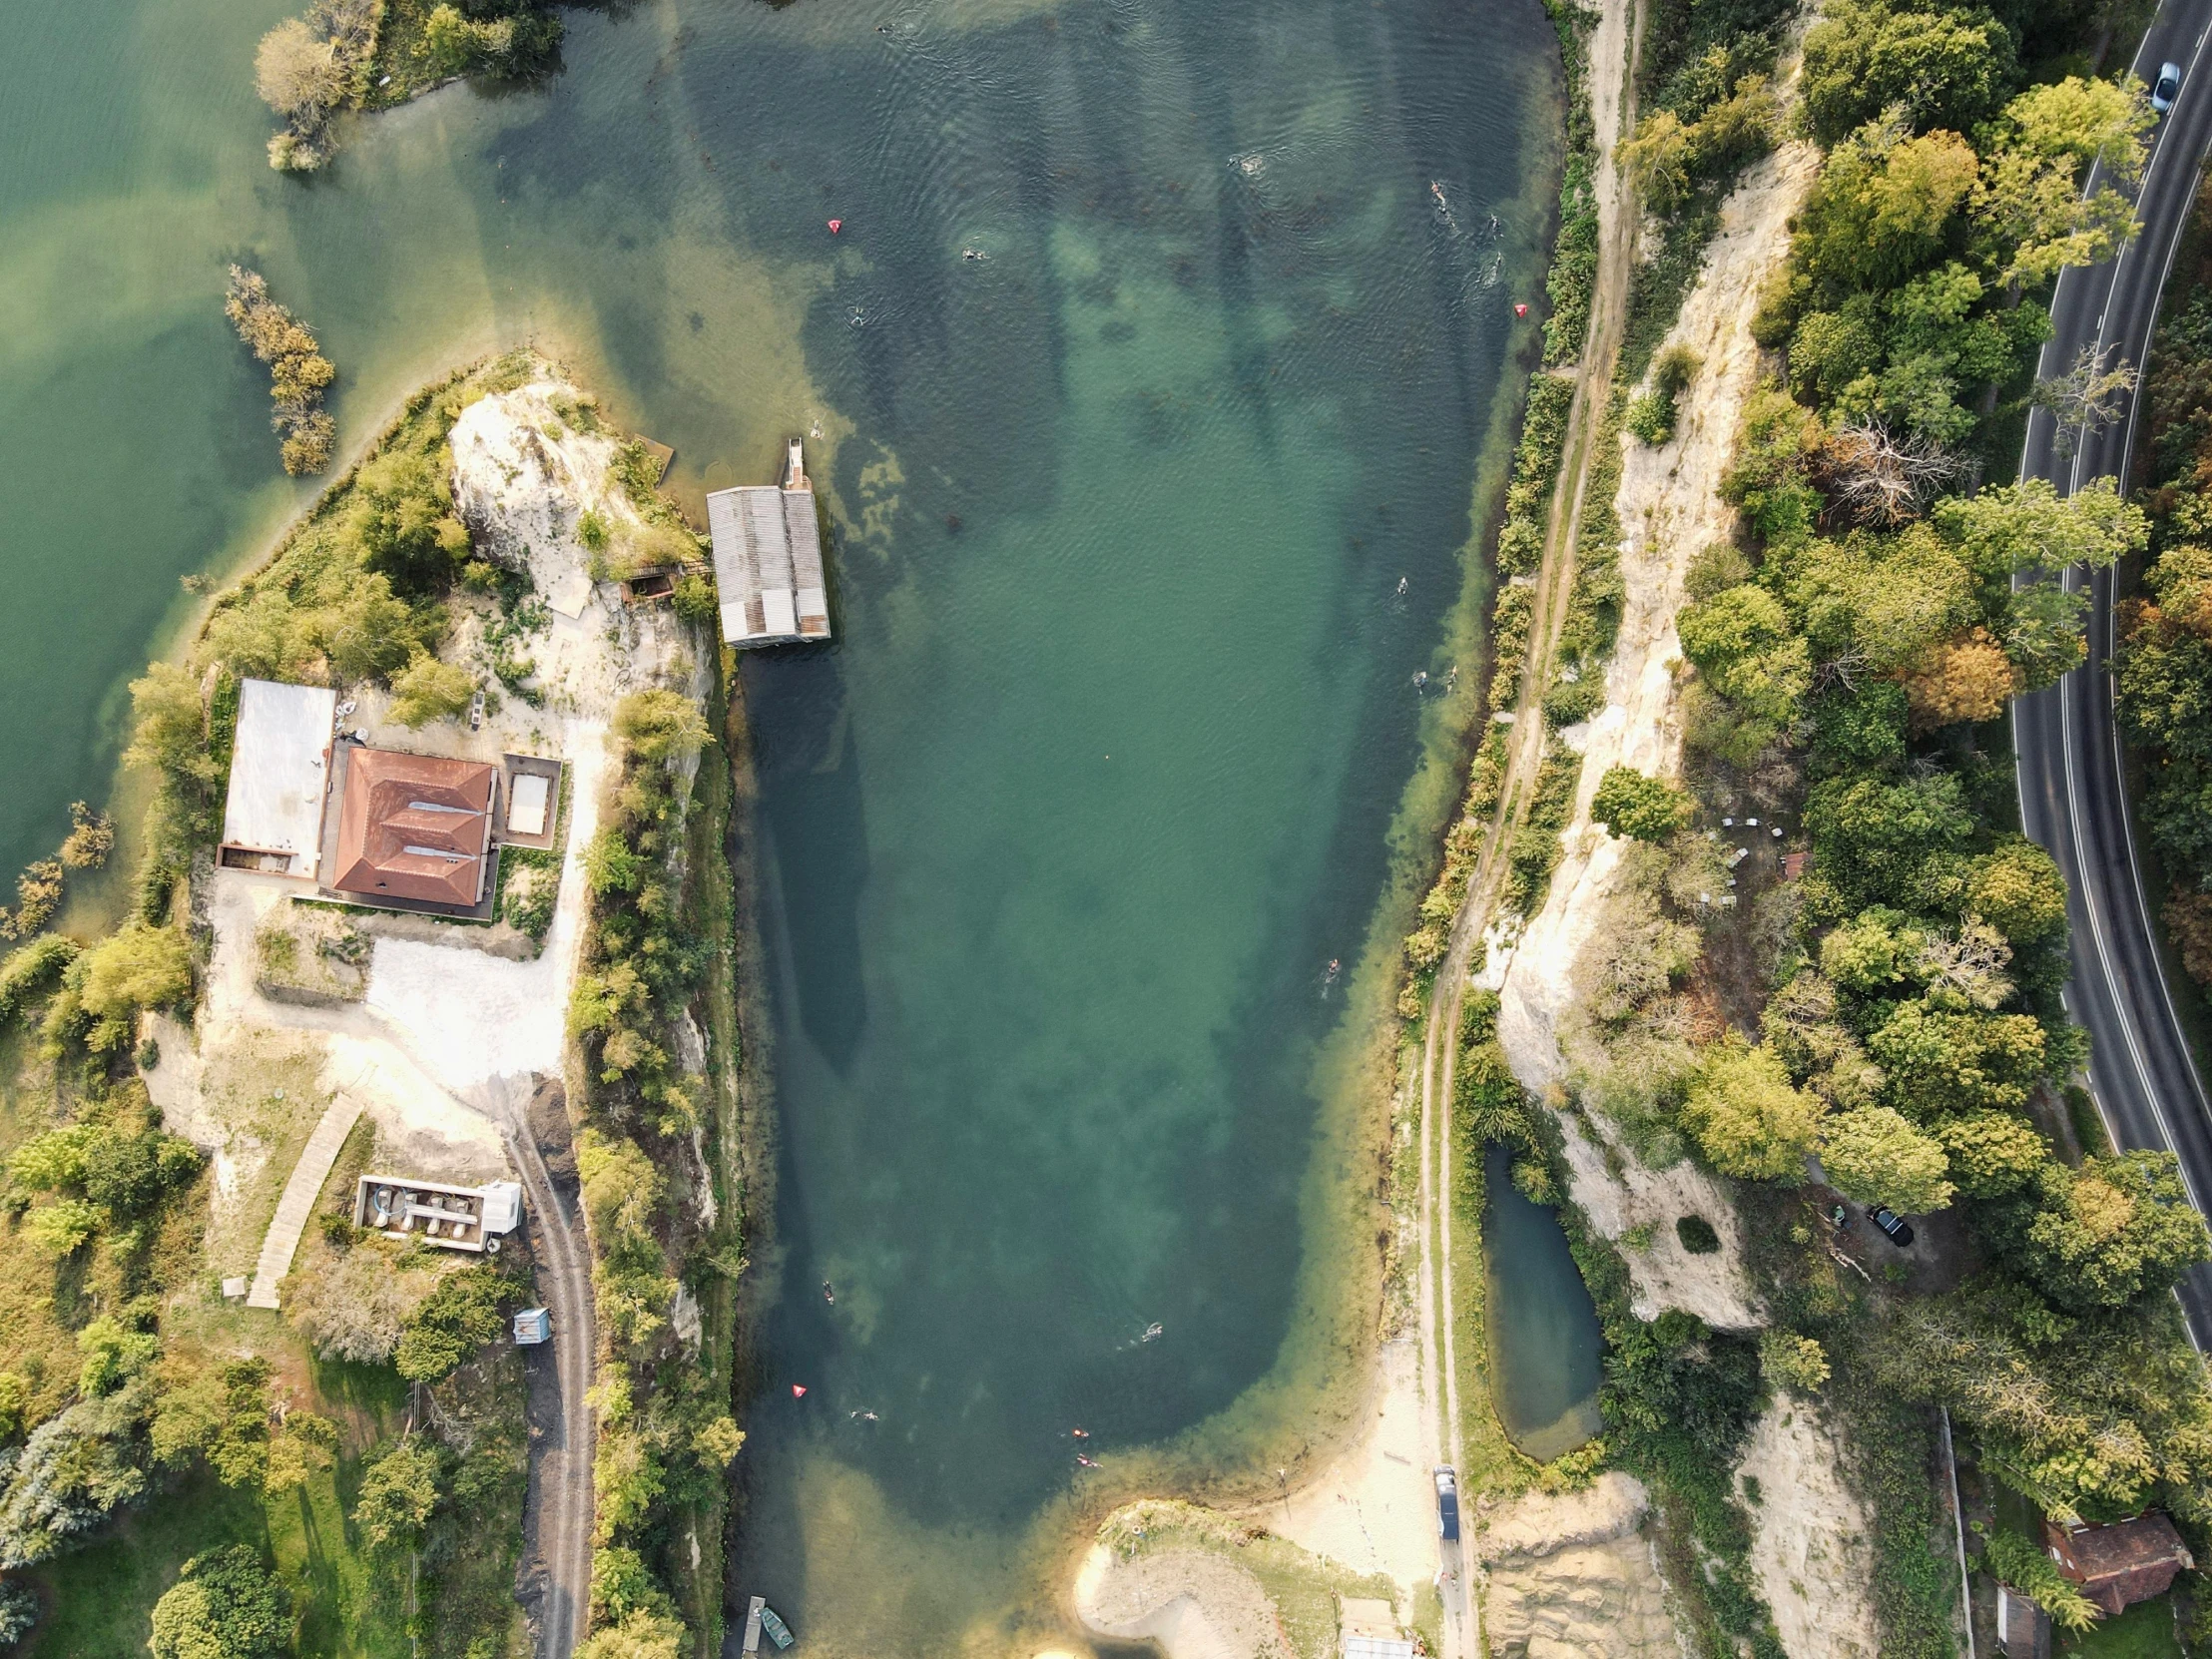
[0,0,1583,1649]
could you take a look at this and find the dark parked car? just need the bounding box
[1434,1464,1460,1541]
[1870,1207,1916,1248]
[2155,62,2182,113]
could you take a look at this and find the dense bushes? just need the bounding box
[256,0,564,172]
[224,268,337,474]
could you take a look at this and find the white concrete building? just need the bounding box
[219,678,338,879]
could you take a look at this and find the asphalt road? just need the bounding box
[2012,0,2212,1346]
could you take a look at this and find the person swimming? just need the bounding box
[823,1282,835,1305]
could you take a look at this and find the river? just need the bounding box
[0,0,1564,1651]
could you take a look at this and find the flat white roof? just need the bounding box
[221,679,337,878]
[508,773,551,837]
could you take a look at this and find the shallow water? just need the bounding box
[0,0,1566,1648]
[1482,1141,1605,1461]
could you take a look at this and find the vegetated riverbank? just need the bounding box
[0,348,751,1659]
[255,0,567,173]
[1463,0,2212,1652]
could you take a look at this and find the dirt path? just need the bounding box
[1411,4,1644,1654]
[475,1075,598,1659]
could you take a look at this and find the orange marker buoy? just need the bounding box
[829,219,843,235]
[792,1383,808,1398]
[1514,302,1528,317]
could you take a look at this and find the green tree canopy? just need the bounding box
[387,648,474,729]
[1800,0,2016,147]
[1867,999,2047,1116]
[1966,836,2069,944]
[1994,1151,2212,1311]
[1682,1038,1827,1180]
[149,1545,289,1659]
[1822,1104,1955,1211]
[1591,767,1693,841]
[1798,126,1980,294]
[353,1440,441,1554]
[1935,1110,2049,1197]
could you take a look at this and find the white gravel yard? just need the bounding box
[363,717,607,1090]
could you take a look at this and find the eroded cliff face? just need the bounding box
[1482,83,1884,1659]
[1474,1473,1683,1658]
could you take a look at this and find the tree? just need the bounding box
[1900,627,2023,728]
[353,1440,441,1553]
[149,1545,288,1659]
[262,1413,338,1495]
[77,927,192,1021]
[0,1384,152,1567]
[347,450,463,588]
[613,690,711,765]
[394,1269,505,1382]
[255,18,348,119]
[1935,1111,2048,1196]
[1822,1105,1955,1211]
[124,663,212,780]
[1619,111,1693,211]
[1967,836,2069,944]
[1996,1151,2212,1311]
[150,1358,272,1488]
[1591,767,1691,841]
[574,1611,688,1659]
[1677,584,1813,726]
[1800,0,2015,147]
[1797,126,1980,294]
[1867,1000,2047,1116]
[1804,771,1975,907]
[1979,1531,2100,1634]
[1760,1330,1832,1393]
[1975,78,2152,286]
[2031,344,2139,459]
[1819,419,1964,526]
[1820,907,1922,992]
[1932,476,2146,580]
[1682,1038,1826,1180]
[387,649,473,728]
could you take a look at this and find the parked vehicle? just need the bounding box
[1434,1464,1460,1541]
[2155,62,2182,113]
[1870,1207,1916,1249]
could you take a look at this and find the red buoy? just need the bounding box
[828,219,843,235]
[792,1383,808,1398]
[1514,302,1529,317]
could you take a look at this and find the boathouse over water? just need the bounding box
[707,438,831,648]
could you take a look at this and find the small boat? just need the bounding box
[1141,1322,1163,1342]
[760,1604,796,1650]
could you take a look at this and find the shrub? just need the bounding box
[1759,1330,1830,1392]
[395,1269,506,1382]
[388,649,474,728]
[150,1545,288,1659]
[1979,1530,2098,1634]
[354,1440,442,1554]
[1677,1214,1722,1253]
[613,690,711,765]
[1592,766,1692,841]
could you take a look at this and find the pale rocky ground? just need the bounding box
[1737,1406,1879,1659]
[1491,134,1823,1327]
[1474,1473,1683,1658]
[1072,1544,1295,1659]
[146,372,693,1300]
[1480,95,1882,1655]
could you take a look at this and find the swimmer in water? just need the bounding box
[1077,1454,1100,1468]
[823,1282,835,1305]
[1396,575,1408,596]
[1072,1427,1090,1438]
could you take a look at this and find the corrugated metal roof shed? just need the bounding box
[221,679,338,878]
[706,439,830,648]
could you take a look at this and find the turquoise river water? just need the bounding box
[0,0,1584,1650]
